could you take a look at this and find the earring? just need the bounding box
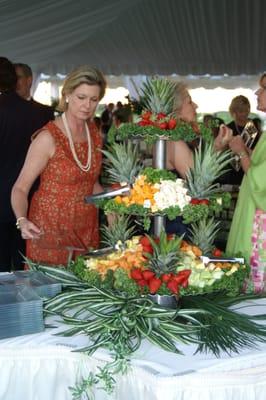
[66,98,69,103]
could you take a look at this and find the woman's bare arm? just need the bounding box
[167,140,194,179]
[11,130,55,238]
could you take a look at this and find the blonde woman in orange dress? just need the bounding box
[11,66,106,266]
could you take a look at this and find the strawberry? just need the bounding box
[171,270,191,287]
[157,121,168,130]
[181,279,189,288]
[212,248,222,257]
[142,111,152,120]
[156,112,166,119]
[130,268,143,281]
[148,277,162,294]
[199,199,209,205]
[142,245,153,253]
[190,198,200,205]
[137,279,148,287]
[176,270,191,279]
[161,273,172,283]
[139,236,151,247]
[138,120,150,126]
[168,118,177,130]
[171,275,185,285]
[142,270,155,281]
[167,280,179,294]
[140,236,153,254]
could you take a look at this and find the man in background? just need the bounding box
[0,58,54,272]
[101,102,114,135]
[14,62,54,117]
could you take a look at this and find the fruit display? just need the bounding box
[29,77,266,399]
[71,229,248,298]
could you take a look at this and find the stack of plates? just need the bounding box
[14,271,62,298]
[0,284,44,339]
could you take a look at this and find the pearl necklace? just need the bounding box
[62,112,92,172]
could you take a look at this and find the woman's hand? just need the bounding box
[229,135,247,155]
[18,218,43,240]
[214,124,233,150]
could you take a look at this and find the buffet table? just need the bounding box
[0,299,266,400]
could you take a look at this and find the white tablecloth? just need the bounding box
[0,299,266,400]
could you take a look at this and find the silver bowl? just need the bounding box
[147,293,179,309]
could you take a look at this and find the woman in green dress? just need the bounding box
[226,75,266,292]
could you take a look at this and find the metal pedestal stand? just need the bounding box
[153,138,166,237]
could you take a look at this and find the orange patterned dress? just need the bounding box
[26,120,102,266]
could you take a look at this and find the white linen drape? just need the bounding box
[0,299,266,400]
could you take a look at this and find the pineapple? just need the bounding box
[188,217,220,255]
[101,215,136,248]
[145,230,183,275]
[141,78,176,115]
[186,140,232,199]
[101,141,142,185]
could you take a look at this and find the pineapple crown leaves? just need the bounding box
[144,230,184,272]
[186,140,233,198]
[141,78,176,115]
[101,141,143,185]
[188,217,221,255]
[100,215,136,247]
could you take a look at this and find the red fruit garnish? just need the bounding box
[167,280,179,294]
[156,112,167,119]
[212,248,222,257]
[168,118,177,130]
[161,273,172,283]
[171,275,185,285]
[142,270,155,281]
[149,277,162,294]
[176,270,191,279]
[181,279,189,288]
[190,198,200,205]
[142,111,152,120]
[157,122,168,130]
[130,268,143,281]
[138,120,150,126]
[137,279,148,287]
[140,236,151,246]
[199,199,209,205]
[142,246,153,255]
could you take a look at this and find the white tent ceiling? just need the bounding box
[1,0,266,79]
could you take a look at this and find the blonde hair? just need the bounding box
[58,65,106,111]
[172,82,189,118]
[259,72,266,87]
[229,95,250,115]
